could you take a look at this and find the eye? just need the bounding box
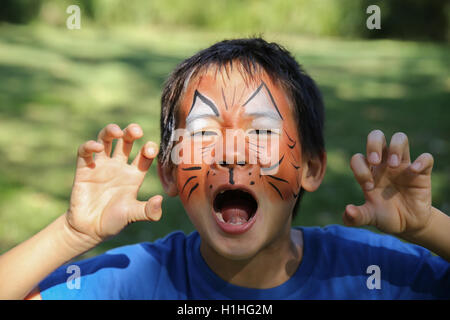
[191,130,218,137]
[248,129,274,135]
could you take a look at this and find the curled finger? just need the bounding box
[350,153,374,191]
[97,124,123,158]
[410,153,434,175]
[132,141,159,172]
[113,123,144,161]
[366,129,387,166]
[388,132,410,168]
[77,140,104,168]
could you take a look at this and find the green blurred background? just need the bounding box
[0,0,449,259]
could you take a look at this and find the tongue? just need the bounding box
[221,202,251,224]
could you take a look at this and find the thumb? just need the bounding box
[129,195,163,223]
[343,203,375,227]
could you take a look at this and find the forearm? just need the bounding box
[0,214,98,299]
[403,207,450,262]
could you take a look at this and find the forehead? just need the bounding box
[178,64,293,120]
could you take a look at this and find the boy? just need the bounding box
[0,38,449,299]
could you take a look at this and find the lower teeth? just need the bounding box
[228,216,246,225]
[216,212,225,223]
[215,213,247,225]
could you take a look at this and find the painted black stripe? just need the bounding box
[182,166,202,171]
[260,155,285,173]
[249,142,265,149]
[181,176,197,194]
[197,91,219,116]
[291,162,300,170]
[284,129,296,143]
[262,81,283,120]
[229,168,235,185]
[188,183,199,199]
[288,141,296,149]
[231,86,236,107]
[268,181,283,199]
[242,83,263,107]
[188,90,219,117]
[267,175,289,183]
[221,87,228,110]
[249,148,261,154]
[201,144,215,150]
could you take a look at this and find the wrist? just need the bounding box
[59,213,101,255]
[402,207,450,261]
[0,213,100,299]
[401,206,436,243]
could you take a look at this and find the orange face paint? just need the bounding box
[171,64,304,257]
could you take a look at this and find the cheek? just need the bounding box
[176,165,207,205]
[258,131,303,202]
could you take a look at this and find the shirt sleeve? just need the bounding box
[39,243,162,299]
[315,225,450,299]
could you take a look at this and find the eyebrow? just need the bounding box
[185,113,217,124]
[242,81,283,120]
[187,90,219,117]
[246,111,281,121]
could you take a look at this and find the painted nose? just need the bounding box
[214,129,248,169]
[217,160,247,169]
[216,145,248,169]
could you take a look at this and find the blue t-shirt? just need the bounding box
[39,225,450,299]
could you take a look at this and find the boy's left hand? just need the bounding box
[343,130,434,238]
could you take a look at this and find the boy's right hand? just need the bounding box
[66,123,163,245]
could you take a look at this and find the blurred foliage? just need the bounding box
[0,23,448,259]
[0,0,42,23]
[0,0,448,41]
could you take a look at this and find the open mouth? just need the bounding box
[213,189,258,225]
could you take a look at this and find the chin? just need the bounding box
[210,234,264,261]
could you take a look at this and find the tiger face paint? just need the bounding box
[171,64,304,259]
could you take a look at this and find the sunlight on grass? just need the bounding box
[0,24,448,253]
[0,188,67,248]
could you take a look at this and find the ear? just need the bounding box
[157,161,178,197]
[300,151,327,192]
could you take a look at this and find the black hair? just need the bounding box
[159,37,325,218]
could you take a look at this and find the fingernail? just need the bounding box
[147,147,155,156]
[389,154,399,167]
[411,162,421,171]
[152,199,161,210]
[369,152,379,164]
[364,182,374,191]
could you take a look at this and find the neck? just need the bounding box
[199,227,303,289]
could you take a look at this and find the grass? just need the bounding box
[0,23,449,259]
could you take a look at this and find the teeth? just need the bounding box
[215,212,225,223]
[228,216,246,225]
[219,190,225,194]
[215,212,247,225]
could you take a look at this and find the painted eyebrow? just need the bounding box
[185,113,217,124]
[187,90,219,118]
[245,111,281,121]
[242,81,283,120]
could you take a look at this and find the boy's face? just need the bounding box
[170,65,305,259]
